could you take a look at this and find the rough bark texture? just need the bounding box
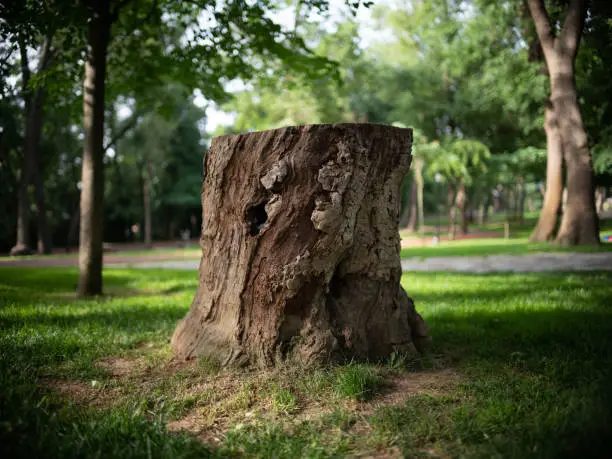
[530,102,563,242]
[528,0,599,245]
[77,0,111,296]
[171,124,429,367]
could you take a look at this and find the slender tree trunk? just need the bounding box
[414,157,425,235]
[448,183,456,240]
[481,195,489,224]
[143,157,153,249]
[30,36,54,254]
[527,0,599,245]
[11,38,33,256]
[12,150,31,256]
[398,204,410,228]
[456,179,467,235]
[77,0,111,296]
[12,35,54,256]
[171,124,429,367]
[595,187,606,215]
[405,178,417,232]
[516,177,525,226]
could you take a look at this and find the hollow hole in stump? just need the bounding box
[246,200,269,235]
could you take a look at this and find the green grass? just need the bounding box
[0,246,201,263]
[1,267,611,457]
[400,217,612,259]
[333,363,384,402]
[401,236,612,258]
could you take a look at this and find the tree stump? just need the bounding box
[171,124,429,367]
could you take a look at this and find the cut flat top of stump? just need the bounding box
[212,123,413,141]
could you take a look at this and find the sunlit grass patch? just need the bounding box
[333,363,384,402]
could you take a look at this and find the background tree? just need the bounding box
[527,0,599,245]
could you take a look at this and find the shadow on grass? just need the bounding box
[0,267,198,293]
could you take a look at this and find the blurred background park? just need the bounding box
[1,0,611,267]
[2,2,612,457]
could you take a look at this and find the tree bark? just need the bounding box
[530,102,563,241]
[527,0,599,245]
[171,124,429,367]
[405,178,417,232]
[77,0,111,296]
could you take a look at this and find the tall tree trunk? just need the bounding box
[530,102,563,241]
[12,35,54,256]
[595,187,606,215]
[553,64,599,244]
[456,179,467,235]
[447,183,456,240]
[398,203,411,228]
[11,37,33,256]
[12,149,31,256]
[171,124,429,367]
[30,36,54,254]
[516,177,525,226]
[405,178,417,232]
[528,0,599,245]
[414,157,425,235]
[143,157,153,249]
[77,0,111,296]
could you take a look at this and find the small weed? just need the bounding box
[387,350,411,370]
[270,385,298,415]
[334,363,384,402]
[225,383,254,411]
[295,367,332,399]
[322,409,356,431]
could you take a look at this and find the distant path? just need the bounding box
[110,252,612,273]
[2,252,611,273]
[0,252,199,268]
[400,252,612,272]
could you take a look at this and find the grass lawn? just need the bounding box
[400,237,612,259]
[401,217,612,259]
[0,246,202,263]
[1,267,611,457]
